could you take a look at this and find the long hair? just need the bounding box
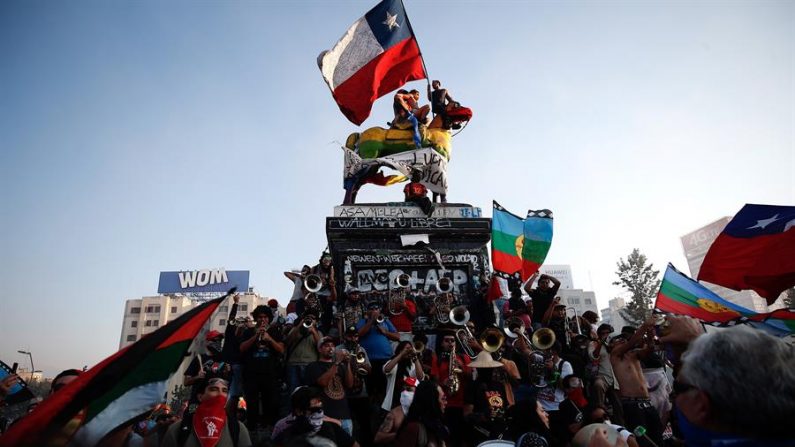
[392,341,413,367]
[506,397,552,442]
[402,380,448,441]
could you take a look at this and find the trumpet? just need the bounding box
[504,317,533,349]
[450,306,476,357]
[375,315,385,324]
[479,327,505,353]
[302,317,315,329]
[304,274,323,293]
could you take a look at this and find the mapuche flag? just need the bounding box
[698,204,795,305]
[0,293,228,447]
[490,201,553,299]
[318,0,426,125]
[656,264,794,336]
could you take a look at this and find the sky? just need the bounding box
[1,0,793,378]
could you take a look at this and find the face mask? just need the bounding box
[675,406,728,447]
[207,341,222,353]
[308,411,324,432]
[568,387,588,408]
[400,390,415,415]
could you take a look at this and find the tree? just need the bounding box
[614,248,661,326]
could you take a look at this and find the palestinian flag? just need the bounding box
[0,291,231,447]
[655,264,793,336]
[491,201,553,281]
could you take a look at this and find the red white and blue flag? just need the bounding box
[318,0,426,125]
[698,204,795,304]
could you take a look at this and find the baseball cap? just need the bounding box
[403,377,419,387]
[205,330,224,341]
[317,336,335,350]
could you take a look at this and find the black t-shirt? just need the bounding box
[241,327,284,378]
[304,361,351,420]
[557,399,583,442]
[528,286,559,322]
[465,380,509,424]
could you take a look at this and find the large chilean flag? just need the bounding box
[318,0,426,125]
[698,204,795,304]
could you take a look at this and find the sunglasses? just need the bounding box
[308,406,324,414]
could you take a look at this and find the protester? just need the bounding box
[239,305,285,434]
[184,330,230,405]
[357,302,399,407]
[661,316,795,446]
[505,397,553,446]
[382,341,425,412]
[394,379,449,447]
[608,319,663,447]
[161,378,251,447]
[305,336,355,435]
[273,386,356,447]
[374,377,417,446]
[525,272,561,323]
[284,310,322,394]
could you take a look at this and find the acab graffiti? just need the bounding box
[356,268,468,293]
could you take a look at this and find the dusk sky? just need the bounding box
[1,0,793,377]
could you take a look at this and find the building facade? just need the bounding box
[600,297,630,334]
[536,265,600,319]
[118,291,276,350]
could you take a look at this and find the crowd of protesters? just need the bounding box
[2,258,794,447]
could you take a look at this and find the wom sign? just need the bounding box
[158,269,250,294]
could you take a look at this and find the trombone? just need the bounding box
[565,307,582,336]
[503,317,533,350]
[450,305,476,357]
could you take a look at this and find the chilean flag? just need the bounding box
[698,204,795,304]
[318,0,426,125]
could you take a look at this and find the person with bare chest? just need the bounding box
[608,319,663,447]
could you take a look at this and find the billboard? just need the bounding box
[158,268,249,294]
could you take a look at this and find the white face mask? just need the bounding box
[308,411,324,432]
[400,390,415,414]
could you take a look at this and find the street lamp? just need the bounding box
[17,350,34,382]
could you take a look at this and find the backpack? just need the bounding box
[177,410,240,447]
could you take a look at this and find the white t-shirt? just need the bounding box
[536,358,572,412]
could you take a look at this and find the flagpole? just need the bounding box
[399,0,431,87]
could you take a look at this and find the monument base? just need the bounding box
[327,202,492,332]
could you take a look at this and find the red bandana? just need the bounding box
[192,395,228,447]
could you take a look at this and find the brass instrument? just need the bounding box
[434,292,453,324]
[479,327,505,353]
[304,291,323,317]
[447,343,463,394]
[302,316,315,329]
[256,321,271,346]
[413,340,426,354]
[389,274,410,315]
[566,308,582,336]
[304,274,323,293]
[503,317,533,350]
[531,328,557,351]
[450,306,476,357]
[436,277,454,294]
[375,314,385,324]
[232,316,254,328]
